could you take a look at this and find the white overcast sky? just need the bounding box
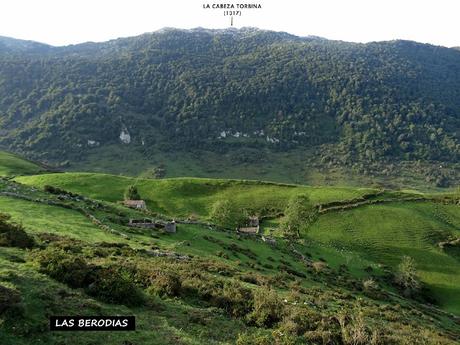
[0,0,458,47]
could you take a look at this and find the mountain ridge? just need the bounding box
[0,27,459,186]
[1,27,458,50]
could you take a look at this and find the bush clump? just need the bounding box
[0,285,22,315]
[280,194,317,239]
[216,281,253,318]
[146,271,182,297]
[236,331,275,345]
[43,185,79,197]
[337,310,382,345]
[0,213,35,249]
[248,287,284,327]
[33,247,91,288]
[209,199,246,229]
[361,278,385,300]
[394,256,420,297]
[34,247,143,306]
[279,306,323,336]
[179,271,253,318]
[86,267,144,306]
[124,185,141,200]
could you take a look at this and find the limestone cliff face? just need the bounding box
[120,128,131,144]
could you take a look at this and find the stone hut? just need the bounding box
[237,226,259,234]
[128,218,156,228]
[123,200,147,210]
[164,221,177,233]
[237,216,260,234]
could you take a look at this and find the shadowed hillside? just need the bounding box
[1,28,459,186]
[0,151,46,177]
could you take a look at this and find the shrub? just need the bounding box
[280,194,317,239]
[187,310,208,325]
[209,199,245,228]
[182,273,220,298]
[217,281,253,317]
[180,271,252,317]
[36,233,83,253]
[34,248,143,306]
[312,261,328,273]
[86,267,144,306]
[194,259,236,276]
[0,285,22,315]
[364,266,373,273]
[394,256,420,296]
[43,185,79,197]
[146,271,181,297]
[280,259,292,266]
[278,264,306,278]
[0,213,34,249]
[225,243,257,260]
[124,185,141,200]
[362,278,378,291]
[279,306,322,336]
[304,329,337,345]
[337,309,381,345]
[238,272,262,285]
[362,278,384,300]
[236,331,274,345]
[33,247,91,288]
[248,287,284,327]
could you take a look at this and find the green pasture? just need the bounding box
[16,172,376,218]
[0,151,44,177]
[306,202,460,314]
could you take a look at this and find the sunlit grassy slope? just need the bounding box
[0,194,309,272]
[0,151,44,176]
[16,172,376,217]
[0,245,252,345]
[307,202,460,314]
[1,160,460,344]
[15,171,460,315]
[0,196,126,244]
[4,190,440,345]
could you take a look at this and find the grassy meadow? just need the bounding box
[0,151,45,177]
[307,202,460,314]
[15,171,460,313]
[1,154,459,344]
[16,172,377,218]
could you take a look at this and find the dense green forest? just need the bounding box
[0,28,459,185]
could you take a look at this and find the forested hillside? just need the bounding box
[0,28,459,185]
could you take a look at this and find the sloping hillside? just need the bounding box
[16,171,460,313]
[16,172,377,217]
[1,28,459,186]
[0,163,458,343]
[0,151,45,176]
[308,202,460,314]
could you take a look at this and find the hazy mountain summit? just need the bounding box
[0,35,52,53]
